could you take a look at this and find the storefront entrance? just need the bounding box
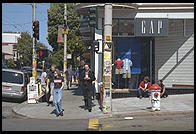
[112,37,155,89]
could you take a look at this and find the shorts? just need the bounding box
[122,71,131,78]
[115,68,123,74]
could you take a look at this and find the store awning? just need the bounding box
[135,12,194,19]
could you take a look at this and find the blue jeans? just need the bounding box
[138,88,148,97]
[53,88,63,115]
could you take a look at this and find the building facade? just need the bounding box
[2,32,21,61]
[75,3,194,91]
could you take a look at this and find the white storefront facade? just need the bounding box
[75,3,194,92]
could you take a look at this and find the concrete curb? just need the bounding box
[11,93,194,120]
[110,110,194,118]
[12,102,32,119]
[12,102,194,120]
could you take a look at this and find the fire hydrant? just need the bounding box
[148,84,162,111]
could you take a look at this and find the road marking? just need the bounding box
[88,118,101,131]
[103,124,113,129]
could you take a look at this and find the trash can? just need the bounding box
[148,84,161,111]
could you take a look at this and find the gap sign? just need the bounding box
[135,18,168,36]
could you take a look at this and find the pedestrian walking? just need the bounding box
[53,69,64,117]
[78,60,85,94]
[66,66,73,90]
[80,63,96,112]
[40,68,48,102]
[75,67,80,85]
[46,64,56,106]
[138,76,151,99]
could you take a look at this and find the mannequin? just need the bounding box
[114,58,123,88]
[122,58,133,88]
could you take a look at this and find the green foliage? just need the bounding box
[16,32,47,67]
[7,59,17,69]
[47,3,86,69]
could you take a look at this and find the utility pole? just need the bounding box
[32,3,37,80]
[102,3,113,114]
[63,3,68,90]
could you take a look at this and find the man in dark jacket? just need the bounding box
[78,60,85,94]
[80,63,95,112]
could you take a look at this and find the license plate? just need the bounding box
[3,86,11,90]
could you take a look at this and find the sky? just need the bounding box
[2,3,52,51]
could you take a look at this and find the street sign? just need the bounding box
[67,54,72,59]
[62,29,69,34]
[105,34,112,42]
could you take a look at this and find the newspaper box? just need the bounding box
[27,83,39,104]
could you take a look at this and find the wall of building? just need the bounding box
[155,19,194,87]
[2,33,21,60]
[2,44,14,59]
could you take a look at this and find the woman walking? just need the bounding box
[53,69,64,117]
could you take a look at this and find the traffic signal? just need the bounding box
[93,40,99,52]
[33,20,39,40]
[89,7,98,29]
[38,49,48,58]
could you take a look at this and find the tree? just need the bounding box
[7,59,17,69]
[16,32,47,67]
[47,3,86,69]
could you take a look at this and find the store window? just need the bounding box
[103,18,134,36]
[112,18,118,36]
[119,19,134,36]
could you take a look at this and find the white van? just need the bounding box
[2,69,29,101]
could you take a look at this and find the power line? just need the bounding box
[2,18,48,27]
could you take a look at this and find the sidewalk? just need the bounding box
[12,86,194,120]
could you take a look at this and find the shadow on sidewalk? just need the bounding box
[71,86,83,96]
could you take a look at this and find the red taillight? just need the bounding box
[21,86,25,92]
[154,92,159,98]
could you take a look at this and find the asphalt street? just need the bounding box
[2,86,194,131]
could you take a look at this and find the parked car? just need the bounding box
[21,66,42,82]
[2,68,29,101]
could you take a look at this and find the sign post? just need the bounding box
[102,3,113,114]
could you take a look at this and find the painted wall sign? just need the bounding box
[135,18,168,36]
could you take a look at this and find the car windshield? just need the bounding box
[2,71,23,84]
